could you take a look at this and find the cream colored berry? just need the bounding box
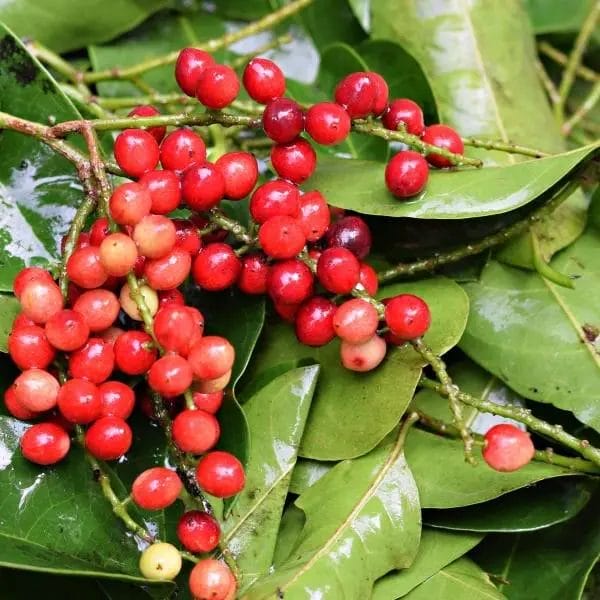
[139,542,182,581]
[120,282,158,321]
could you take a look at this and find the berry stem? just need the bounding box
[537,42,600,84]
[530,229,575,288]
[561,79,600,136]
[461,137,550,158]
[534,56,561,106]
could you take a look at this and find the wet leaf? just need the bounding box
[0,295,20,352]
[272,505,306,568]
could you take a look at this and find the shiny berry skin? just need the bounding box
[8,325,55,370]
[189,559,236,600]
[367,72,389,115]
[175,48,215,96]
[483,424,535,472]
[98,381,135,419]
[195,370,231,394]
[98,326,124,348]
[114,129,160,178]
[4,385,39,420]
[382,98,425,136]
[421,124,464,168]
[181,162,225,211]
[197,65,239,109]
[306,102,351,145]
[144,249,192,291]
[66,247,108,289]
[317,247,360,294]
[114,331,157,375]
[341,335,387,372]
[359,262,378,295]
[271,138,316,183]
[192,243,241,291]
[85,416,132,460]
[160,128,206,173]
[99,233,139,276]
[133,215,176,259]
[109,182,152,226]
[45,309,89,351]
[215,151,259,200]
[259,216,306,259]
[154,305,195,354]
[57,378,101,424]
[172,409,220,454]
[12,313,36,331]
[243,57,285,104]
[69,338,115,384]
[193,390,224,414]
[173,219,202,255]
[139,543,182,581]
[13,266,53,299]
[273,301,300,323]
[262,97,304,144]
[61,231,90,254]
[19,279,64,324]
[384,294,431,340]
[188,336,235,380]
[148,354,193,396]
[120,282,159,321]
[21,423,70,465]
[177,511,221,553]
[325,215,372,259]
[158,288,185,308]
[250,179,300,223]
[73,289,120,332]
[237,254,269,295]
[333,298,379,344]
[14,368,60,412]
[89,217,111,247]
[385,151,429,198]
[196,451,245,498]
[132,467,183,510]
[298,190,330,242]
[267,259,314,305]
[128,105,166,143]
[334,72,376,118]
[295,296,336,347]
[138,170,181,215]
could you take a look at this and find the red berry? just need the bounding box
[367,72,389,115]
[13,267,53,299]
[177,511,221,554]
[69,338,115,383]
[259,216,306,259]
[144,249,192,290]
[99,326,124,348]
[14,368,60,412]
[305,102,351,145]
[127,105,166,143]
[113,331,157,375]
[109,182,152,226]
[215,151,258,200]
[317,247,360,294]
[250,179,300,223]
[12,312,36,331]
[193,390,224,414]
[333,298,379,344]
[61,231,90,254]
[66,247,108,289]
[85,416,132,460]
[154,305,195,354]
[132,467,183,510]
[57,378,101,424]
[358,262,378,296]
[271,138,316,183]
[341,335,387,372]
[196,450,245,498]
[181,162,225,211]
[382,99,424,136]
[483,424,535,472]
[237,254,269,295]
[158,288,185,308]
[243,58,285,104]
[19,279,63,324]
[197,64,239,109]
[73,289,120,332]
[114,129,160,178]
[334,72,376,118]
[298,190,330,242]
[384,294,431,340]
[273,301,300,323]
[45,309,89,351]
[8,325,55,370]
[295,296,336,346]
[192,243,241,292]
[176,48,215,96]
[325,215,372,259]
[133,215,176,259]
[385,150,429,198]
[172,409,220,454]
[189,559,236,600]
[99,233,139,276]
[262,98,304,143]
[148,355,193,396]
[160,128,206,172]
[173,219,202,255]
[138,170,181,215]
[421,124,464,168]
[4,385,39,420]
[267,259,314,305]
[98,381,135,419]
[21,422,70,465]
[188,336,234,380]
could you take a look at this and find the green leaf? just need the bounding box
[0,295,20,352]
[289,458,335,495]
[0,23,83,291]
[372,528,483,600]
[272,505,306,568]
[223,366,319,592]
[241,277,469,460]
[211,0,272,21]
[347,0,371,32]
[525,0,599,36]
[243,428,421,599]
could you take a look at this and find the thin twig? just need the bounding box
[534,56,561,106]
[538,41,600,84]
[562,80,600,135]
[462,136,550,158]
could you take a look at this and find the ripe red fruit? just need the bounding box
[215,151,259,200]
[181,162,226,211]
[188,336,235,380]
[175,48,215,96]
[20,422,70,465]
[382,98,425,136]
[85,416,132,460]
[45,309,89,351]
[13,266,53,299]
[128,105,166,143]
[305,102,351,145]
[271,138,316,183]
[158,288,185,308]
[173,219,202,255]
[4,385,39,420]
[133,215,177,259]
[177,511,221,554]
[367,72,389,115]
[144,248,192,291]
[483,424,535,472]
[69,338,115,383]
[189,559,236,600]
[385,150,429,198]
[98,326,124,348]
[250,179,300,223]
[12,313,36,331]
[273,301,300,323]
[172,409,220,454]
[193,390,224,414]
[197,64,239,109]
[384,294,431,340]
[237,254,269,295]
[8,325,55,370]
[192,243,241,291]
[298,190,330,242]
[160,128,206,172]
[334,72,376,118]
[148,354,193,396]
[14,368,60,412]
[267,259,314,305]
[333,298,379,344]
[57,378,101,424]
[154,305,195,354]
[132,467,183,510]
[73,289,120,332]
[341,335,387,372]
[114,331,157,375]
[89,217,111,247]
[295,296,336,346]
[138,170,181,215]
[61,231,90,254]
[325,215,372,260]
[358,262,378,296]
[98,381,135,419]
[114,129,160,178]
[19,279,64,324]
[317,247,360,294]
[196,451,245,498]
[262,98,304,143]
[421,124,464,168]
[99,233,139,276]
[66,247,108,289]
[109,182,152,226]
[259,216,306,259]
[243,57,285,103]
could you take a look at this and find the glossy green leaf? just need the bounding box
[241,277,469,460]
[525,0,599,36]
[0,295,20,352]
[223,366,319,592]
[289,458,335,495]
[243,429,421,599]
[347,0,371,32]
[0,23,83,291]
[372,528,483,600]
[272,505,306,568]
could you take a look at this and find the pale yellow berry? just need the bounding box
[120,282,158,321]
[139,542,182,581]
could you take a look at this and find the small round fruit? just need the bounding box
[334,72,376,118]
[333,298,379,344]
[139,542,182,581]
[483,424,535,472]
[215,151,259,200]
[197,64,239,109]
[45,309,89,351]
[195,451,245,498]
[259,216,306,259]
[109,182,152,226]
[14,368,60,412]
[69,338,115,384]
[367,71,389,115]
[153,305,195,354]
[4,385,39,420]
[194,370,231,394]
[20,279,63,324]
[98,380,136,419]
[181,162,225,212]
[114,129,160,178]
[340,335,387,372]
[85,416,132,460]
[177,511,221,553]
[243,57,285,103]
[132,467,183,510]
[382,98,425,135]
[237,254,269,295]
[89,217,111,247]
[119,282,159,321]
[192,243,241,291]
[250,179,300,224]
[113,330,158,375]
[127,105,166,143]
[262,97,304,143]
[270,138,316,184]
[12,313,36,331]
[13,267,53,299]
[295,296,336,347]
[172,409,220,454]
[175,48,215,96]
[138,170,182,215]
[20,422,70,465]
[148,354,193,396]
[133,215,177,259]
[358,262,378,295]
[193,390,224,414]
[158,288,185,308]
[267,259,314,305]
[325,215,372,259]
[189,559,236,600]
[385,151,429,198]
[8,325,55,370]
[160,128,206,172]
[421,124,464,168]
[144,249,192,291]
[317,247,360,294]
[305,102,351,145]
[99,233,139,276]
[298,190,330,242]
[66,246,108,289]
[57,378,101,424]
[188,336,235,380]
[384,294,431,340]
